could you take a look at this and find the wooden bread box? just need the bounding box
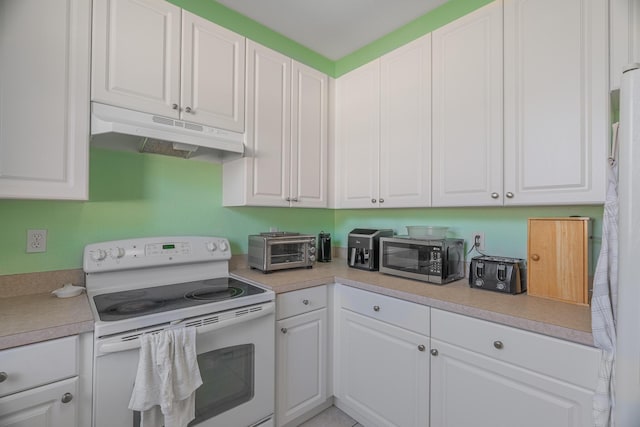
[527,217,592,306]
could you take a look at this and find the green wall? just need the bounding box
[334,207,603,271]
[0,149,334,275]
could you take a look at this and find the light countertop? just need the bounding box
[0,259,594,350]
[231,260,594,346]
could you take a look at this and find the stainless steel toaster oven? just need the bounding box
[248,232,316,272]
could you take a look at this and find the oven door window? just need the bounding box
[269,242,305,265]
[133,344,255,427]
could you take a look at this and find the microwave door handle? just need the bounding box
[97,302,275,355]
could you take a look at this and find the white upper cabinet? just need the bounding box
[335,60,381,208]
[0,0,90,200]
[380,35,432,208]
[432,0,607,207]
[223,42,328,207]
[336,34,432,208]
[92,0,245,131]
[503,0,608,205]
[431,1,503,207]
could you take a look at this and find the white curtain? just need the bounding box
[591,123,619,427]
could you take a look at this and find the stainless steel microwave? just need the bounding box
[379,237,465,284]
[248,232,316,272]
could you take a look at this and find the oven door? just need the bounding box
[266,239,309,271]
[92,302,275,427]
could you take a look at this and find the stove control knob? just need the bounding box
[219,241,229,252]
[109,247,125,259]
[206,242,217,252]
[91,249,107,261]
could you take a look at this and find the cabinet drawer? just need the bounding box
[431,309,599,390]
[0,336,78,398]
[277,286,327,320]
[339,285,429,336]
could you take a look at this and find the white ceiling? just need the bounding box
[215,0,449,60]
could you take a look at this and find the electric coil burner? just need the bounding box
[84,236,276,427]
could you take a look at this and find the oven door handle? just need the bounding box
[267,239,310,246]
[97,301,275,355]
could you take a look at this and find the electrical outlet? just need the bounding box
[27,229,47,253]
[472,232,485,251]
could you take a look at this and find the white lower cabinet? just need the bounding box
[0,336,83,427]
[276,286,328,427]
[430,309,600,427]
[335,285,430,427]
[0,377,78,427]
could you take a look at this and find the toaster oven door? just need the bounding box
[267,240,308,270]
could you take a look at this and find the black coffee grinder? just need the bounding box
[318,231,332,262]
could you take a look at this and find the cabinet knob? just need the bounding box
[302,299,309,305]
[418,344,426,352]
[373,305,380,312]
[292,197,299,202]
[285,197,291,202]
[531,254,540,261]
[61,392,73,404]
[185,106,193,113]
[430,349,438,356]
[506,192,514,199]
[493,340,504,350]
[281,328,288,334]
[371,199,377,204]
[172,103,178,110]
[0,372,7,383]
[491,192,500,199]
[379,198,385,203]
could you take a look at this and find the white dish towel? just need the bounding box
[129,327,203,427]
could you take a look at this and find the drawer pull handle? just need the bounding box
[61,393,73,404]
[281,328,288,334]
[506,192,514,199]
[373,305,380,312]
[0,372,7,383]
[493,340,504,350]
[302,299,309,305]
[430,349,438,356]
[418,344,426,352]
[531,254,540,261]
[371,199,377,204]
[491,192,499,199]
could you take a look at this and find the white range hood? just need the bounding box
[90,103,245,162]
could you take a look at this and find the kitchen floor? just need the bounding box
[298,406,363,427]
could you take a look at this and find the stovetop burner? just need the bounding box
[93,277,265,322]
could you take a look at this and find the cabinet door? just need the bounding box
[336,309,429,427]
[431,0,503,207]
[504,0,608,205]
[610,0,640,89]
[335,61,381,208]
[0,377,78,427]
[430,339,594,427]
[379,34,432,208]
[0,0,90,200]
[276,309,327,426]
[92,0,181,118]
[244,41,291,207]
[181,11,245,131]
[291,61,328,208]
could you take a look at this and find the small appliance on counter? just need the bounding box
[379,236,464,284]
[348,228,393,271]
[469,255,527,294]
[318,231,332,262]
[248,232,316,272]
